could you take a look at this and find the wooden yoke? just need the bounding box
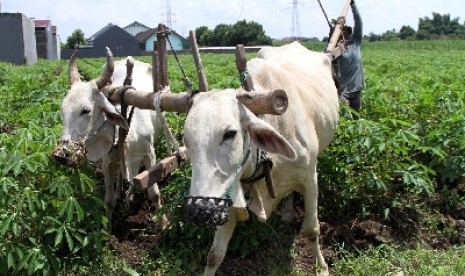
[325,0,352,61]
[156,23,169,90]
[106,88,288,115]
[235,44,254,91]
[132,28,207,192]
[122,35,289,192]
[133,147,188,191]
[189,30,208,92]
[235,44,277,202]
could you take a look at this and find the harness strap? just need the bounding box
[241,148,273,184]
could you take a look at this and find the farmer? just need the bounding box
[333,0,364,119]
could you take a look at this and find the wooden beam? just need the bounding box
[133,147,188,191]
[325,0,352,60]
[157,23,169,88]
[152,41,159,91]
[123,57,134,86]
[235,44,254,91]
[236,89,288,115]
[105,87,288,115]
[189,30,208,92]
[106,88,192,112]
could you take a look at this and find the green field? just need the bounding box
[0,40,464,275]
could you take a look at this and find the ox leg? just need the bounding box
[147,183,168,229]
[280,193,295,222]
[143,152,169,230]
[302,166,328,275]
[204,210,237,276]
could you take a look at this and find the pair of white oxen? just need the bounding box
[53,42,339,275]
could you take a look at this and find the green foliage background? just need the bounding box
[0,40,464,274]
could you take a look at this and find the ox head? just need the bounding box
[51,47,129,166]
[183,89,296,227]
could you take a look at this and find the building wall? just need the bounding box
[0,13,37,64]
[62,26,141,59]
[51,26,60,60]
[35,23,55,60]
[35,27,48,59]
[23,17,37,64]
[144,33,186,51]
[92,26,141,57]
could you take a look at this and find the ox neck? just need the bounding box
[83,114,117,161]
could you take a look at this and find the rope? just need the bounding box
[239,70,250,86]
[225,148,250,200]
[154,86,180,153]
[316,0,332,29]
[165,27,194,93]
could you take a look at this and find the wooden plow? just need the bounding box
[105,24,289,192]
[320,0,353,61]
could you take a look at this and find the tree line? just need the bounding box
[64,12,465,49]
[195,20,272,47]
[366,12,465,41]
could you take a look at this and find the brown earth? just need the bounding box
[106,187,465,275]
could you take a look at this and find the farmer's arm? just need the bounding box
[351,2,363,44]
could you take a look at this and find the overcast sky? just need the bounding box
[2,0,464,42]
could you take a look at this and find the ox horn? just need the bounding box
[68,50,81,84]
[95,47,115,89]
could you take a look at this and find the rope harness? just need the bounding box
[165,27,194,93]
[154,86,181,154]
[241,148,273,184]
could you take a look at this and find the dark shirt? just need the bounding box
[336,3,365,93]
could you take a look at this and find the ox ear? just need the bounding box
[96,92,129,131]
[245,112,296,160]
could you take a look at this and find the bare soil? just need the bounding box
[104,184,465,275]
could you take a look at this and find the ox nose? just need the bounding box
[51,146,71,165]
[184,196,232,228]
[51,140,86,166]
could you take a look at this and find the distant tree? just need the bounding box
[381,29,399,41]
[416,29,430,40]
[65,29,85,49]
[199,29,214,46]
[417,12,464,39]
[194,26,209,45]
[368,12,465,41]
[399,25,416,40]
[195,21,272,46]
[229,20,272,46]
[211,24,231,46]
[368,32,381,42]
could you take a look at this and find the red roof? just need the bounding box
[34,20,51,28]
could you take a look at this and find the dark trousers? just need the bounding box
[340,90,361,119]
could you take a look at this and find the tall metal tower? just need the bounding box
[165,0,172,28]
[291,0,301,40]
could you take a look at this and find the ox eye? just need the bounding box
[222,130,237,143]
[80,107,90,115]
[80,106,91,116]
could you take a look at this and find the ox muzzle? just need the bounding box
[51,140,87,167]
[184,196,232,228]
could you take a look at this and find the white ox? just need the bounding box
[52,48,163,229]
[183,42,339,275]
